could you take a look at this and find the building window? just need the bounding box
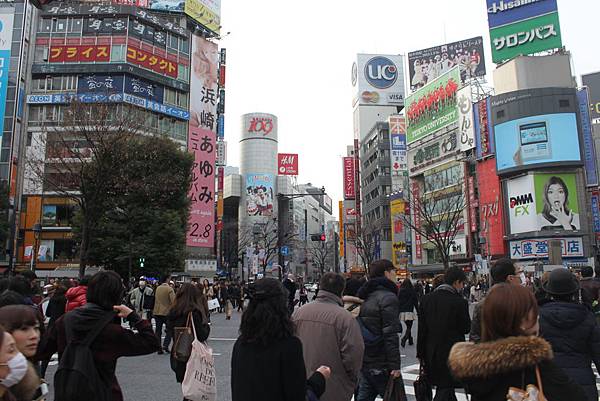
[42,203,76,227]
[111,45,126,62]
[178,64,189,82]
[52,18,68,33]
[34,46,49,62]
[38,18,52,33]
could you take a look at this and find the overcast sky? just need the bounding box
[219,0,600,208]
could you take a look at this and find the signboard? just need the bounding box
[216,140,226,166]
[185,259,217,272]
[406,66,460,144]
[490,12,562,64]
[582,72,600,124]
[468,176,477,232]
[126,45,177,78]
[507,173,580,235]
[486,0,558,29]
[457,85,475,151]
[189,36,218,131]
[187,126,216,248]
[510,237,583,260]
[77,75,124,94]
[49,45,110,63]
[449,236,467,256]
[408,131,460,175]
[389,116,407,178]
[494,112,581,173]
[591,191,600,236]
[0,13,14,144]
[246,174,274,217]
[124,75,164,103]
[408,36,486,91]
[83,17,128,36]
[353,54,405,106]
[577,88,598,187]
[277,153,299,176]
[343,157,356,200]
[390,196,406,267]
[411,180,422,261]
[185,0,221,35]
[476,159,506,256]
[474,97,494,159]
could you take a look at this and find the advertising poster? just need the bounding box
[507,174,537,235]
[494,113,581,174]
[486,0,558,29]
[582,72,600,124]
[490,12,562,64]
[476,159,506,256]
[185,0,221,35]
[189,35,219,130]
[42,205,57,227]
[457,85,475,151]
[277,153,299,176]
[474,97,494,159]
[343,157,356,200]
[246,174,274,217]
[390,197,406,267]
[0,13,13,142]
[406,66,460,144]
[510,237,583,260]
[577,88,599,187]
[149,0,184,12]
[353,54,405,106]
[408,36,486,91]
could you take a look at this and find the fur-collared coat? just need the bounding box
[448,336,588,401]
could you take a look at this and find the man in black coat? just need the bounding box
[282,274,297,314]
[417,267,470,401]
[356,259,401,401]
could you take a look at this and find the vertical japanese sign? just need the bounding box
[0,13,14,145]
[187,35,218,248]
[476,159,505,256]
[577,88,599,187]
[458,85,475,151]
[475,97,494,159]
[591,191,600,240]
[468,176,477,233]
[411,180,422,261]
[389,116,407,191]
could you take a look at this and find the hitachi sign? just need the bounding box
[488,0,545,14]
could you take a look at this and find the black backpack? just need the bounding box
[54,312,116,401]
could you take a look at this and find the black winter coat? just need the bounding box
[167,309,210,382]
[539,301,600,401]
[417,284,470,388]
[397,287,418,313]
[357,277,401,371]
[449,336,587,401]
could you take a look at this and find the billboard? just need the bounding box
[49,45,110,63]
[406,66,460,144]
[486,0,558,29]
[277,153,298,176]
[126,45,178,78]
[494,113,581,173]
[189,35,218,130]
[474,97,494,159]
[490,12,562,64]
[185,0,221,35]
[353,54,405,106]
[476,159,506,256]
[246,174,274,217]
[408,131,460,176]
[148,0,184,12]
[408,36,486,91]
[389,116,407,180]
[582,72,600,124]
[77,75,124,95]
[343,157,356,200]
[0,12,14,144]
[457,85,475,151]
[507,173,580,235]
[510,237,583,260]
[577,88,598,187]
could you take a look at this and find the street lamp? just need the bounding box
[30,222,42,272]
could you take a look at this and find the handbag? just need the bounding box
[172,312,194,363]
[207,298,220,311]
[182,315,216,401]
[413,361,433,401]
[507,365,547,401]
[384,376,408,401]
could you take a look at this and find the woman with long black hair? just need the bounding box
[397,278,418,347]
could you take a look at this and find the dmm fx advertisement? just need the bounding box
[494,113,581,174]
[507,173,580,235]
[406,66,460,144]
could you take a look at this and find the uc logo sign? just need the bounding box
[365,57,398,89]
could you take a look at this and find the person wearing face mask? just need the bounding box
[0,325,37,401]
[129,278,154,320]
[449,284,587,401]
[0,307,44,401]
[538,268,600,401]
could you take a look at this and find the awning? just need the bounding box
[408,264,445,274]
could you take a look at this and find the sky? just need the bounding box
[218,0,600,208]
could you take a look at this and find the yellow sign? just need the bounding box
[185,0,221,35]
[390,198,406,267]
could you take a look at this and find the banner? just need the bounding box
[277,153,299,176]
[582,72,600,124]
[0,13,13,145]
[49,45,110,63]
[475,97,494,159]
[490,12,562,64]
[343,157,356,200]
[246,174,274,217]
[408,36,486,91]
[353,54,405,106]
[189,35,219,131]
[457,85,475,151]
[577,88,598,187]
[406,66,460,144]
[510,237,583,260]
[411,180,422,261]
[185,0,221,35]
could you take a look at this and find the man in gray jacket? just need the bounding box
[293,272,364,401]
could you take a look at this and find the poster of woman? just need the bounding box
[535,173,580,231]
[246,174,274,217]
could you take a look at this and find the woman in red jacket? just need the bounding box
[65,276,90,312]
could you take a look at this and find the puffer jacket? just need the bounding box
[539,301,600,401]
[449,336,587,401]
[357,277,401,371]
[65,285,87,312]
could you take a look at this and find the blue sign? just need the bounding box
[123,93,189,120]
[124,75,164,104]
[592,194,600,234]
[364,56,398,89]
[217,114,225,139]
[494,113,581,173]
[77,75,124,95]
[391,133,406,151]
[577,88,598,187]
[0,38,12,144]
[280,246,289,256]
[486,0,558,28]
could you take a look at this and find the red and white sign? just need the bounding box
[476,158,506,256]
[277,153,299,176]
[411,180,422,261]
[248,117,274,135]
[127,45,178,78]
[343,157,356,200]
[49,45,111,63]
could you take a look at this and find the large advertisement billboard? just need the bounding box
[0,12,14,144]
[582,72,600,124]
[486,0,558,29]
[148,0,184,12]
[406,66,460,144]
[189,35,218,130]
[185,0,221,35]
[507,173,581,235]
[494,113,581,173]
[490,12,562,64]
[352,54,405,106]
[408,37,486,91]
[476,159,506,256]
[246,174,274,217]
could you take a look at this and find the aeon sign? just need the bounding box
[365,57,398,89]
[248,117,273,136]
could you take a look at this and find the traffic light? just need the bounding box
[310,234,326,241]
[320,234,326,241]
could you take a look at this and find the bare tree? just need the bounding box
[353,221,379,275]
[25,101,143,278]
[402,185,467,269]
[309,240,330,278]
